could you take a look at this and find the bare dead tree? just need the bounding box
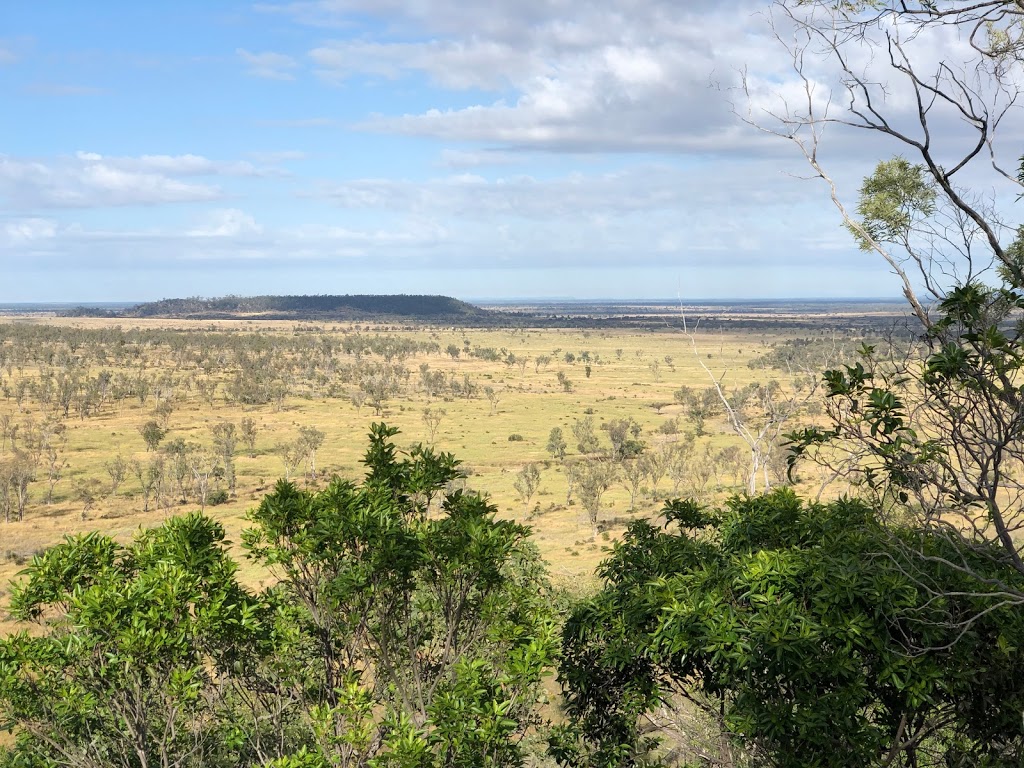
[683,320,827,494]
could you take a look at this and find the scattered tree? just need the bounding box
[513,462,542,512]
[104,453,128,497]
[546,427,567,461]
[484,385,500,415]
[572,416,600,455]
[422,406,446,444]
[577,459,617,537]
[139,420,166,452]
[239,416,259,458]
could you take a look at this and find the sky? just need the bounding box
[0,0,1018,302]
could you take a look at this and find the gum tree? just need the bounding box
[754,0,1024,601]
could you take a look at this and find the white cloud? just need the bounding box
[0,212,449,267]
[1,217,57,245]
[0,152,276,209]
[310,39,538,90]
[318,163,819,220]
[0,154,221,208]
[74,152,263,177]
[237,48,299,80]
[437,149,522,169]
[282,0,787,152]
[265,0,1004,167]
[0,48,17,65]
[188,209,264,238]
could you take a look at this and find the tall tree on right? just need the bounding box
[756,0,1024,604]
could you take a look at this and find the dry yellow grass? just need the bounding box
[0,315,835,634]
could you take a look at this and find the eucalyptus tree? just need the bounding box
[758,0,1024,600]
[513,462,543,512]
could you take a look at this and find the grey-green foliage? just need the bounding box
[546,427,567,460]
[513,462,542,508]
[849,156,936,248]
[571,416,600,454]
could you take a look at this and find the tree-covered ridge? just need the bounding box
[63,294,491,321]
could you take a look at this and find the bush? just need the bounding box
[0,426,559,768]
[656,417,680,435]
[207,489,230,506]
[508,433,525,441]
[553,490,1024,767]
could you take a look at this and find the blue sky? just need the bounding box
[0,0,1005,302]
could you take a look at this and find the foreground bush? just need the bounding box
[0,424,557,768]
[552,489,1024,767]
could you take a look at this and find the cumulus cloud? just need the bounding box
[1,217,57,246]
[258,0,1005,166]
[187,209,265,238]
[276,0,789,152]
[237,48,300,80]
[0,152,274,209]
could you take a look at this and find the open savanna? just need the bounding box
[0,314,857,630]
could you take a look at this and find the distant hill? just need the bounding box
[61,294,493,322]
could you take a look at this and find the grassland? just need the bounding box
[0,310,889,633]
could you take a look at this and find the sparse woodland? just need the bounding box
[7,0,1024,762]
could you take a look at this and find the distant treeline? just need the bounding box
[57,293,914,332]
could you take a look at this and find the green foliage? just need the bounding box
[0,513,269,767]
[243,423,559,767]
[553,490,1024,767]
[672,386,720,437]
[513,463,542,508]
[849,157,937,249]
[0,425,559,768]
[138,418,166,451]
[103,294,488,321]
[602,418,644,461]
[572,417,600,454]
[207,488,230,505]
[787,282,1024,576]
[546,427,568,460]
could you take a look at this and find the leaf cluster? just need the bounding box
[553,490,1024,767]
